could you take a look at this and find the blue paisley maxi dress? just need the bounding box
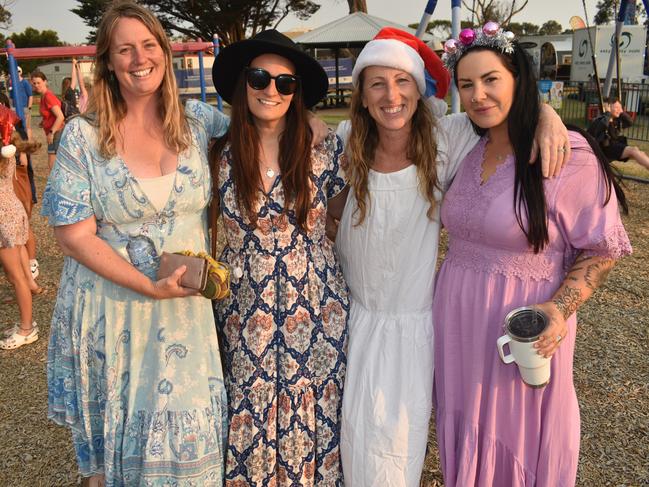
[213,132,349,486]
[42,100,229,486]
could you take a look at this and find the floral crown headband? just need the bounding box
[442,21,515,75]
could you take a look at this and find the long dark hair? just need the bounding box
[456,43,627,253]
[210,68,313,231]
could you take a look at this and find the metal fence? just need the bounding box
[557,81,649,142]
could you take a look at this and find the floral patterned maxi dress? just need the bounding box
[42,100,229,486]
[213,132,349,486]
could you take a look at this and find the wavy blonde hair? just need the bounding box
[346,71,441,225]
[85,0,190,158]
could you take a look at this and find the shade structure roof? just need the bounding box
[294,11,437,49]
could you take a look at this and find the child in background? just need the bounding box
[0,104,43,350]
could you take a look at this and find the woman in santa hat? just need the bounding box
[333,27,569,486]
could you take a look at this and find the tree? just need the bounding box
[71,0,112,42]
[5,27,64,73]
[346,0,367,13]
[72,0,321,45]
[0,0,14,30]
[506,21,539,36]
[539,20,562,35]
[462,0,529,25]
[594,0,615,25]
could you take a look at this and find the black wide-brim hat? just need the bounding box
[212,29,329,109]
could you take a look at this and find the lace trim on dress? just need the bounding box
[580,224,633,261]
[445,238,558,281]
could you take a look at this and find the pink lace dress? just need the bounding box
[432,132,631,487]
[0,161,28,248]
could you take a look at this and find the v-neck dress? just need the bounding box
[213,132,349,486]
[42,100,229,485]
[432,133,631,486]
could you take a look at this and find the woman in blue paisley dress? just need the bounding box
[42,3,229,485]
[210,31,349,486]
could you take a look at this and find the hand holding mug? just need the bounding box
[532,301,568,358]
[497,307,552,387]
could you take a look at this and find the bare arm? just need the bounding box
[72,58,88,100]
[54,216,197,300]
[327,186,349,221]
[49,105,65,135]
[307,112,328,146]
[533,253,615,357]
[71,58,78,91]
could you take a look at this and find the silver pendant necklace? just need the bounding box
[265,167,275,178]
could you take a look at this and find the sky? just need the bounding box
[3,0,606,45]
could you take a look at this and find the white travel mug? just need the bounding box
[497,307,551,388]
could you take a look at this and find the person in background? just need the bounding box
[15,66,33,139]
[210,29,349,485]
[30,70,64,170]
[0,104,43,350]
[587,96,649,171]
[71,58,89,113]
[14,66,38,207]
[60,76,78,120]
[0,93,41,283]
[433,25,631,486]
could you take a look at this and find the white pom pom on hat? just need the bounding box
[1,144,16,158]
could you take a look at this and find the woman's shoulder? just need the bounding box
[184,98,220,119]
[544,130,606,201]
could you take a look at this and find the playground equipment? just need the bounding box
[1,36,222,126]
[414,0,474,113]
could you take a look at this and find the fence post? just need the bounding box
[213,34,222,112]
[6,40,24,126]
[198,43,206,103]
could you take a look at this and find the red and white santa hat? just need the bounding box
[0,104,18,159]
[352,27,450,100]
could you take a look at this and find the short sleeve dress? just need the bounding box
[42,100,230,485]
[213,131,349,486]
[0,161,29,248]
[432,132,632,486]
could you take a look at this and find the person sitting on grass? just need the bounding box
[588,96,649,172]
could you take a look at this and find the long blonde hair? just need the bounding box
[346,71,441,225]
[85,0,190,158]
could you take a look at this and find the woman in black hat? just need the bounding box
[210,30,349,485]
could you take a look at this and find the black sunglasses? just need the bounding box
[245,67,300,96]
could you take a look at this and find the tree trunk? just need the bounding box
[347,0,367,13]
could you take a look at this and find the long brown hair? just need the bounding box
[346,70,441,225]
[85,0,190,158]
[210,69,314,231]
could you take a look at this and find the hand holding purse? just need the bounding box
[158,252,209,291]
[157,250,230,300]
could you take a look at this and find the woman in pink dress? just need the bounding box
[433,25,632,486]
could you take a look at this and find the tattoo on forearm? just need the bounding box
[584,259,614,291]
[553,286,583,320]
